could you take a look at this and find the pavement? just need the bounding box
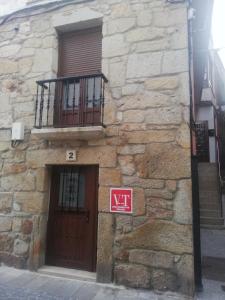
[201,228,225,259]
[0,266,190,300]
[197,279,225,300]
[1,265,225,300]
[200,228,225,282]
[197,228,225,299]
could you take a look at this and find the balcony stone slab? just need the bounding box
[31,126,105,141]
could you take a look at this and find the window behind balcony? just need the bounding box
[58,27,102,77]
[54,26,103,127]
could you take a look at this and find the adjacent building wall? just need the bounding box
[0,0,194,295]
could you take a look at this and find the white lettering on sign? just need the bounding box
[66,150,77,161]
[110,188,133,213]
[113,194,130,207]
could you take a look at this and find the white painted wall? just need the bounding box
[197,106,216,162]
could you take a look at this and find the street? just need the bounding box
[0,266,190,300]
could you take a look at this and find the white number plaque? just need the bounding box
[66,150,77,161]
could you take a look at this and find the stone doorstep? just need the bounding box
[37,266,124,290]
[38,265,97,282]
[31,126,105,141]
[201,224,225,230]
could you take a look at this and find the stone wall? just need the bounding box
[0,0,194,296]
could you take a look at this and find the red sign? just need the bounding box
[110,188,133,213]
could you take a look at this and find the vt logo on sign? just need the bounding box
[110,188,133,213]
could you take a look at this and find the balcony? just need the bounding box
[31,73,108,140]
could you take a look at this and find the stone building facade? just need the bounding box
[0,0,194,296]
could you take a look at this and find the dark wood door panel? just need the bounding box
[53,78,102,127]
[46,165,98,271]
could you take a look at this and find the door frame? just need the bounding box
[45,164,99,272]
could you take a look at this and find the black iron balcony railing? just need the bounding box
[34,73,108,129]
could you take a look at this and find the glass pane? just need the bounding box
[58,170,85,209]
[78,174,85,208]
[86,77,101,108]
[63,82,80,110]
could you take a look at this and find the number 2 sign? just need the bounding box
[66,150,77,161]
[110,188,133,214]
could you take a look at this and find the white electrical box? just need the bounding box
[11,122,24,141]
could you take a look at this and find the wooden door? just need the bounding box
[54,27,102,127]
[54,77,102,127]
[46,165,98,272]
[195,121,210,162]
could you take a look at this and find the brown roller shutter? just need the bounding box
[58,27,102,77]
